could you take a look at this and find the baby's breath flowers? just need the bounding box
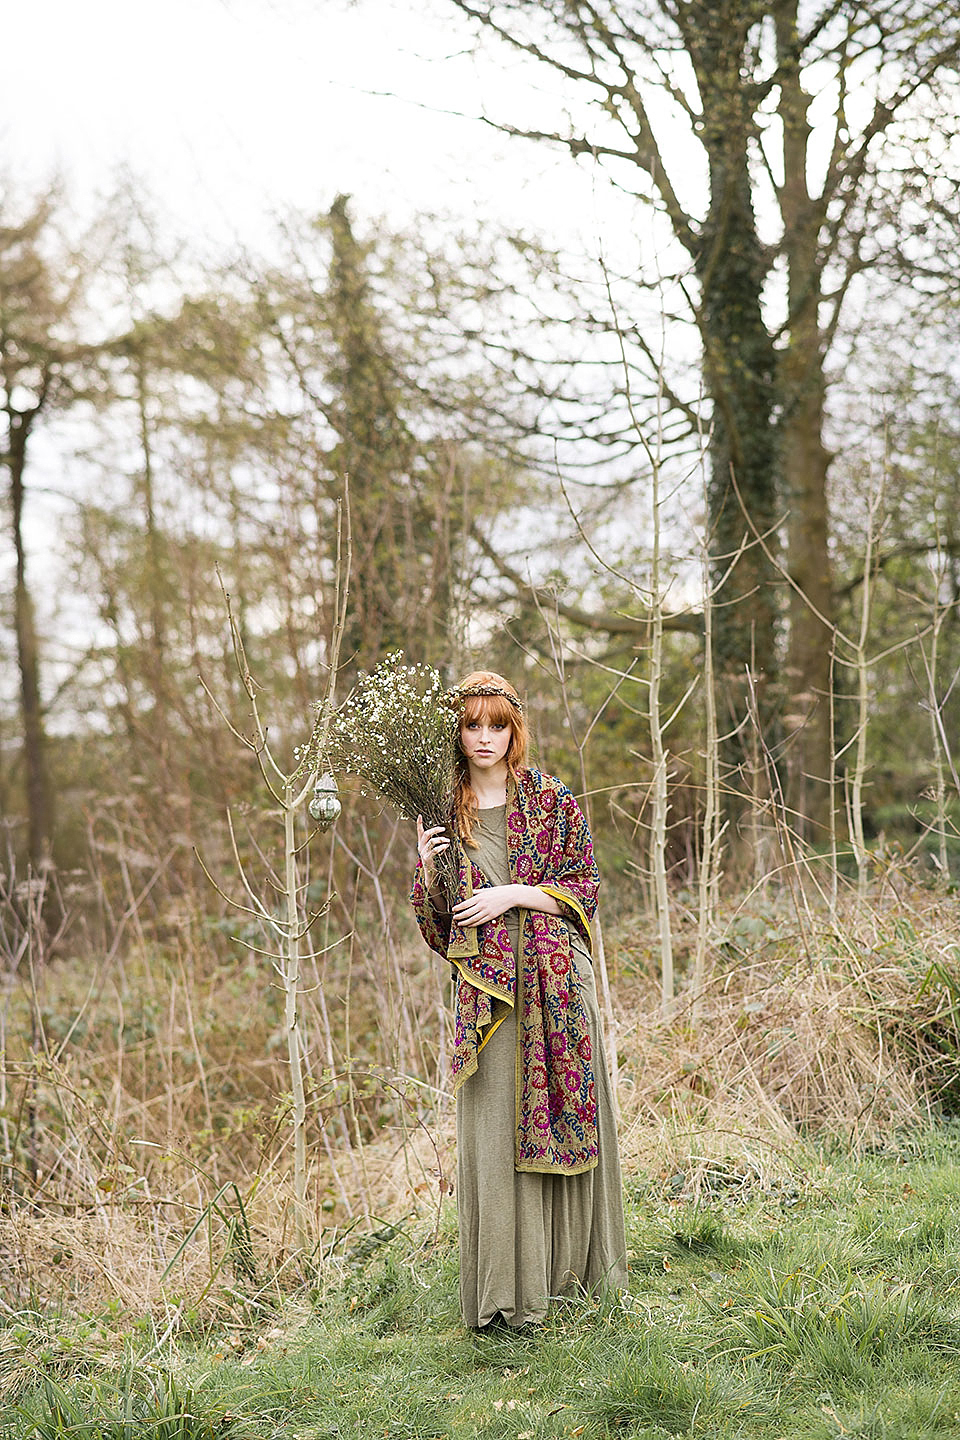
[326,653,461,902]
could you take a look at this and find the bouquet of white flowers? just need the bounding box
[326,652,461,902]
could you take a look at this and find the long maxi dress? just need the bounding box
[457,803,627,1329]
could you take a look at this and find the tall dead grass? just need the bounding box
[615,893,960,1168]
[2,871,959,1319]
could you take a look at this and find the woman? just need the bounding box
[410,671,627,1329]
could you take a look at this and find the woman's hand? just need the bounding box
[416,815,450,888]
[452,885,518,928]
[453,884,562,929]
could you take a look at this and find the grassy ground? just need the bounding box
[5,1128,960,1439]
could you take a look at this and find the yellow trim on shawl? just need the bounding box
[512,908,598,1176]
[449,954,513,1008]
[447,929,480,959]
[445,863,480,959]
[477,1006,508,1054]
[448,843,516,1089]
[452,1050,477,1095]
[539,885,593,957]
[448,952,512,1096]
[516,1155,599,1176]
[451,1011,509,1095]
[514,911,524,1166]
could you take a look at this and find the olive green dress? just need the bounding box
[456,804,628,1329]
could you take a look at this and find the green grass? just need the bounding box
[7,1130,960,1438]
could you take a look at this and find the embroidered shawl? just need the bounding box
[410,768,601,1175]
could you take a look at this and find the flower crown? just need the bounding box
[448,682,524,715]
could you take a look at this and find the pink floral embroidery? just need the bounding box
[410,768,600,1175]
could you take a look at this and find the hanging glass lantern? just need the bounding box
[309,773,341,829]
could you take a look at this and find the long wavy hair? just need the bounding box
[453,671,529,848]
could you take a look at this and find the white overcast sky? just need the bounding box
[2,0,656,259]
[1,0,677,684]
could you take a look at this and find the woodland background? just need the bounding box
[3,0,960,1326]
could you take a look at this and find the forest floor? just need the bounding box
[5,878,960,1435]
[6,1126,960,1439]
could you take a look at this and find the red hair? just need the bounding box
[453,672,528,847]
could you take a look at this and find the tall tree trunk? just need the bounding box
[688,3,780,793]
[8,409,53,866]
[777,1,835,840]
[326,195,416,669]
[782,368,833,838]
[135,353,166,691]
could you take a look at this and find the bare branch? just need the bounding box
[469,519,702,636]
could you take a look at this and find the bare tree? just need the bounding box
[440,0,960,831]
[0,191,108,866]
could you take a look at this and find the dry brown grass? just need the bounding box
[3,875,959,1318]
[612,880,960,1177]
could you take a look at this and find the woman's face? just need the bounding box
[460,714,511,773]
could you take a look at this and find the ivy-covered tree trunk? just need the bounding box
[685,3,781,781]
[267,195,468,676]
[0,194,106,870]
[326,196,423,670]
[7,407,53,866]
[777,0,835,839]
[1,202,61,869]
